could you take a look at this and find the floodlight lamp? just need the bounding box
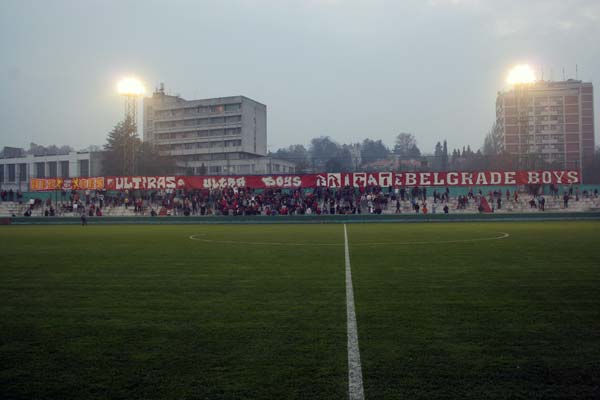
[117,77,145,96]
[506,65,536,85]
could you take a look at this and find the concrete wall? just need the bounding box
[241,97,267,156]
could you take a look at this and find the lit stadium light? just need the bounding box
[116,76,145,176]
[117,77,146,96]
[506,64,536,85]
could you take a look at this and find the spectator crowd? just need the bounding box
[2,184,598,217]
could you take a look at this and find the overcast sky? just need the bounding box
[1,0,599,154]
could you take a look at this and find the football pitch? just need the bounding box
[1,221,599,399]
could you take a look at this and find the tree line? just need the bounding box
[100,118,600,183]
[270,128,600,182]
[269,131,508,173]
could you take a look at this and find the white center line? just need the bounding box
[344,223,365,400]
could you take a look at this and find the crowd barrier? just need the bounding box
[4,212,600,225]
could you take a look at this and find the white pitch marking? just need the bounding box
[188,234,341,246]
[344,224,365,400]
[360,231,510,246]
[188,232,510,247]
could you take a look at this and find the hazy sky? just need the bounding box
[1,0,599,154]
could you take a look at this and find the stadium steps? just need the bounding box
[3,194,599,217]
[0,202,25,216]
[103,207,138,217]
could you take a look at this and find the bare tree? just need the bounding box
[393,133,421,158]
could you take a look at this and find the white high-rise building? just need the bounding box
[143,86,294,175]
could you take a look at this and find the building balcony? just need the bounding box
[152,111,242,122]
[540,148,560,153]
[155,134,242,145]
[540,138,560,144]
[153,122,242,133]
[161,146,244,157]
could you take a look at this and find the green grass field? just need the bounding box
[1,222,599,399]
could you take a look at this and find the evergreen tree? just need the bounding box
[442,140,449,171]
[482,122,504,156]
[309,137,342,170]
[433,142,443,170]
[136,141,176,175]
[394,133,421,158]
[103,116,175,176]
[103,116,139,176]
[271,144,310,173]
[434,142,442,157]
[361,139,390,164]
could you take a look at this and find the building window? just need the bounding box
[48,162,57,178]
[209,166,221,173]
[35,162,45,178]
[0,165,4,183]
[60,161,69,177]
[237,164,251,173]
[225,139,242,147]
[157,121,176,128]
[18,164,27,182]
[210,129,225,137]
[7,164,16,182]
[225,103,241,112]
[79,160,89,177]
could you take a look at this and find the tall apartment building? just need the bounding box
[143,86,294,175]
[496,79,594,170]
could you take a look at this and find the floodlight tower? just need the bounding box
[506,65,536,169]
[124,94,138,122]
[117,77,145,176]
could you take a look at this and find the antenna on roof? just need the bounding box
[575,64,578,80]
[540,65,544,81]
[562,68,566,81]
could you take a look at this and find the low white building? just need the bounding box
[0,149,103,191]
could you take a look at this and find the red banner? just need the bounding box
[30,177,105,191]
[29,170,580,191]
